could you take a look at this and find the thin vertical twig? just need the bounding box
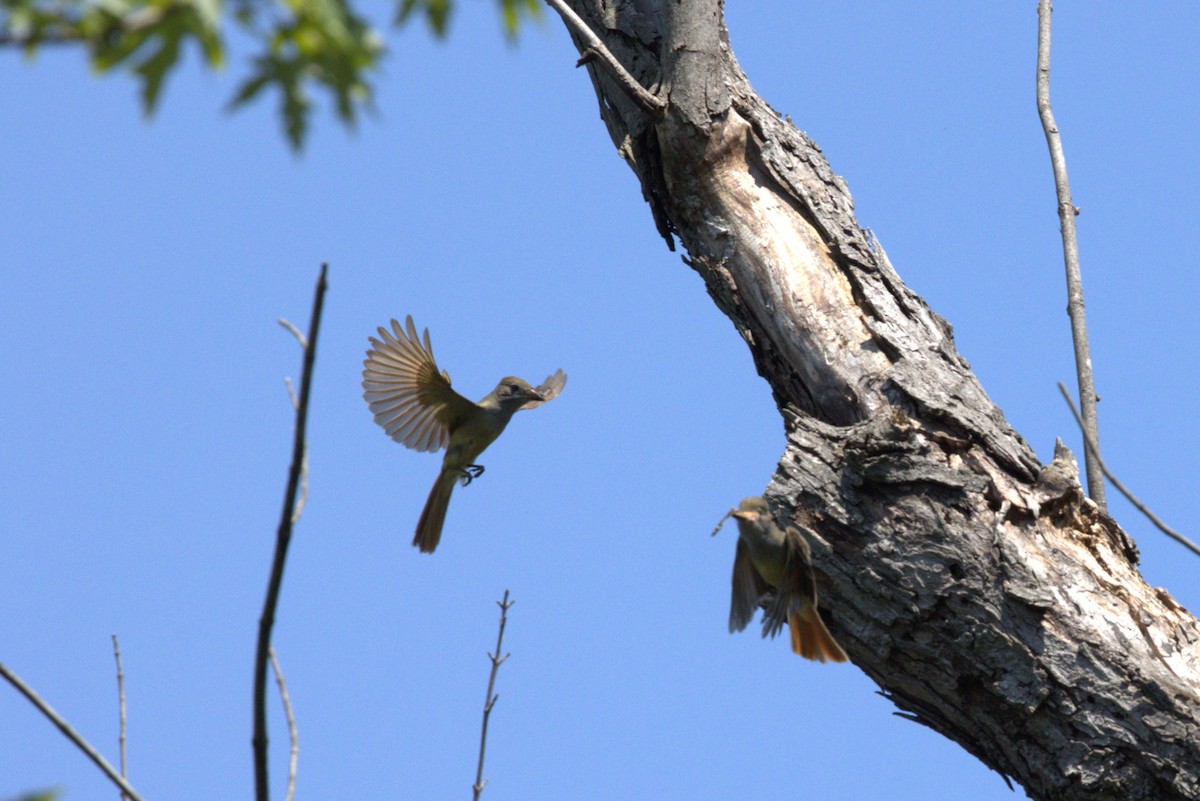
[111,635,129,801]
[280,378,309,523]
[1037,0,1106,511]
[1057,383,1197,557]
[0,663,147,801]
[268,647,299,801]
[253,263,328,801]
[473,591,514,801]
[283,376,299,410]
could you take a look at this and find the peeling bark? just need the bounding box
[555,2,1200,799]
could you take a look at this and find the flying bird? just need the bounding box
[715,496,848,662]
[362,316,566,553]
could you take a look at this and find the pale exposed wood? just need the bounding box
[552,3,1200,799]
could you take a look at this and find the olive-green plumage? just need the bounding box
[362,316,566,553]
[723,497,847,663]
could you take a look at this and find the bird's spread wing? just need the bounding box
[520,368,567,410]
[361,316,477,452]
[760,527,818,641]
[729,538,768,633]
[780,525,819,608]
[780,525,847,662]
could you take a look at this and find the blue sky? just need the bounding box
[2,3,1197,800]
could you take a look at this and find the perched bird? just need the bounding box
[715,496,848,662]
[361,316,566,553]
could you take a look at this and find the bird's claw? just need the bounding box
[457,464,486,486]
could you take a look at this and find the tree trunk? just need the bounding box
[553,3,1200,799]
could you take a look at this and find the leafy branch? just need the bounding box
[1,0,539,149]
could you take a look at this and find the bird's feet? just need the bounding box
[456,464,486,486]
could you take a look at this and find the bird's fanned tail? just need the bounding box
[789,605,848,663]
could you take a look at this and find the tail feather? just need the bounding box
[789,606,849,663]
[414,473,456,553]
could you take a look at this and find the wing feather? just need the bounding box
[361,315,477,452]
[729,539,767,633]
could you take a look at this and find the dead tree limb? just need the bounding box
[545,3,1200,799]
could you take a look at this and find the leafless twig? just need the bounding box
[283,377,299,411]
[542,0,665,115]
[0,663,146,801]
[1058,382,1197,557]
[268,647,299,801]
[292,450,309,524]
[473,591,514,801]
[277,318,308,350]
[1037,0,1106,511]
[254,263,328,801]
[281,376,309,524]
[112,635,129,801]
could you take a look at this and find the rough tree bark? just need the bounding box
[550,3,1200,799]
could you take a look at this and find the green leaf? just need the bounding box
[226,0,380,150]
[280,67,310,150]
[498,0,540,39]
[74,1,226,114]
[132,18,182,113]
[394,0,450,37]
[132,31,178,110]
[4,790,60,801]
[88,14,156,72]
[230,70,272,107]
[2,0,538,149]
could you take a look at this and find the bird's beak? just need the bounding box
[526,387,545,402]
[730,509,758,522]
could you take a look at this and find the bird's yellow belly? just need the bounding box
[444,418,504,468]
[751,554,786,588]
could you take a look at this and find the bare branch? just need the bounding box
[254,263,329,801]
[1058,383,1198,558]
[268,647,299,801]
[280,380,310,524]
[542,0,665,115]
[111,635,129,801]
[0,662,147,801]
[283,377,299,412]
[281,337,310,526]
[293,450,309,525]
[473,590,515,801]
[277,318,308,351]
[1037,0,1106,510]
